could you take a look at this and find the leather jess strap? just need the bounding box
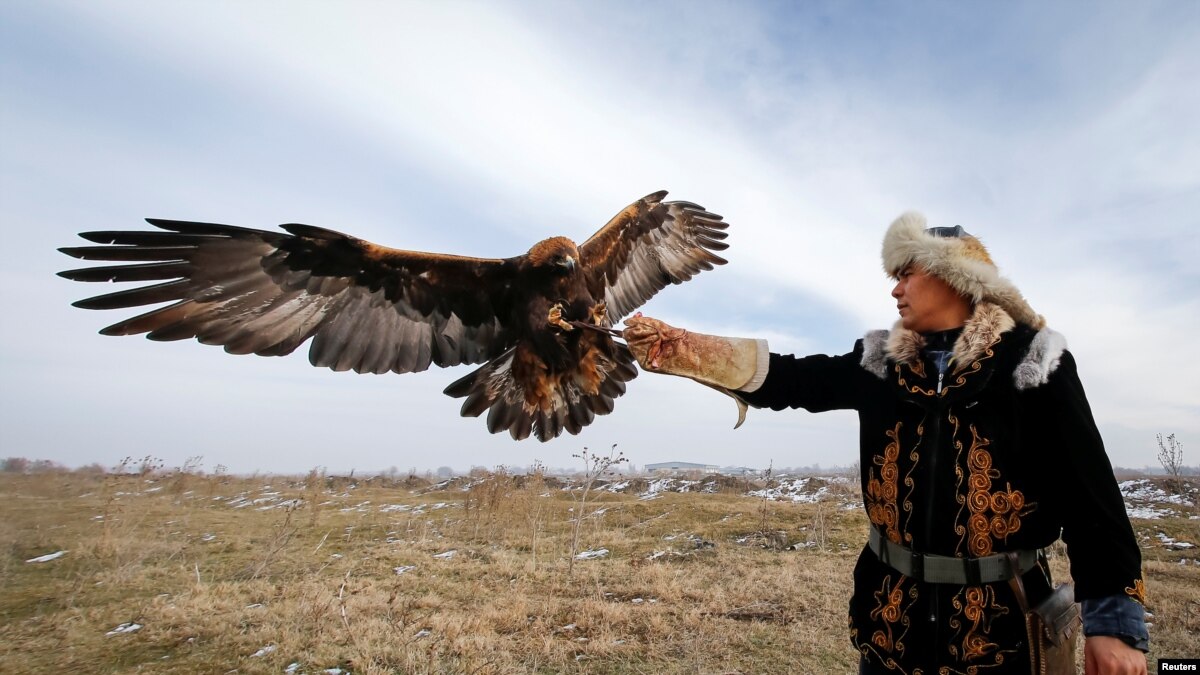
[868,527,1039,585]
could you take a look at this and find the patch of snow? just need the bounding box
[285,663,301,674]
[640,478,676,499]
[433,550,457,559]
[106,622,143,636]
[26,550,67,563]
[251,644,276,657]
[1126,505,1172,520]
[575,548,609,560]
[1120,480,1195,520]
[260,499,302,511]
[200,534,216,542]
[414,629,432,639]
[394,565,416,575]
[1156,532,1196,550]
[749,477,825,503]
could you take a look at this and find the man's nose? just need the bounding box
[891,280,904,299]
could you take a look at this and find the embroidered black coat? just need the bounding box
[739,303,1144,674]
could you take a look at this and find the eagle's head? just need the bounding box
[527,236,580,273]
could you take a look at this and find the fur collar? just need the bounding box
[860,302,1066,389]
[890,302,1015,372]
[861,302,1014,378]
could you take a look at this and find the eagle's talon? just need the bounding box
[589,301,608,326]
[548,303,574,331]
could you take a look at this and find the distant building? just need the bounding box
[644,461,719,474]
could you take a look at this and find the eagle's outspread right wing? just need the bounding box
[59,219,516,374]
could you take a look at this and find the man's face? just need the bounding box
[891,265,971,332]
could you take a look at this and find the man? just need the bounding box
[623,214,1148,675]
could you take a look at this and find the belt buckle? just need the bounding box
[909,549,924,581]
[965,557,982,586]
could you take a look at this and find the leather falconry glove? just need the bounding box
[621,313,763,428]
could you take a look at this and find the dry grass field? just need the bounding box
[1,466,1196,674]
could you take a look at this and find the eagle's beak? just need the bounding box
[559,256,576,271]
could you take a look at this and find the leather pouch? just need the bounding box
[1005,552,1081,674]
[1024,583,1081,675]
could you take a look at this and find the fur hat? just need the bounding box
[882,212,1044,329]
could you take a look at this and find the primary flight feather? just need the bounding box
[59,190,729,442]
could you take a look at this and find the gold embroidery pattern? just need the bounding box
[947,586,1010,664]
[868,423,904,543]
[896,363,937,397]
[894,340,998,399]
[870,576,906,651]
[941,356,987,394]
[864,571,907,658]
[951,413,968,541]
[941,333,1001,395]
[961,425,1031,557]
[909,360,927,379]
[851,631,918,675]
[901,421,922,544]
[1125,579,1146,605]
[854,574,916,671]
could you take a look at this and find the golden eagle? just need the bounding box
[59,191,729,441]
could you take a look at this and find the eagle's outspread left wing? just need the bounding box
[579,191,729,323]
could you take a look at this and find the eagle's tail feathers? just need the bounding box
[444,343,637,442]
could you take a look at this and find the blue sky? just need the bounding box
[2,1,1196,474]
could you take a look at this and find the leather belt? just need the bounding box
[868,526,1039,585]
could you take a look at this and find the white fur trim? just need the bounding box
[1013,328,1067,390]
[860,330,891,379]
